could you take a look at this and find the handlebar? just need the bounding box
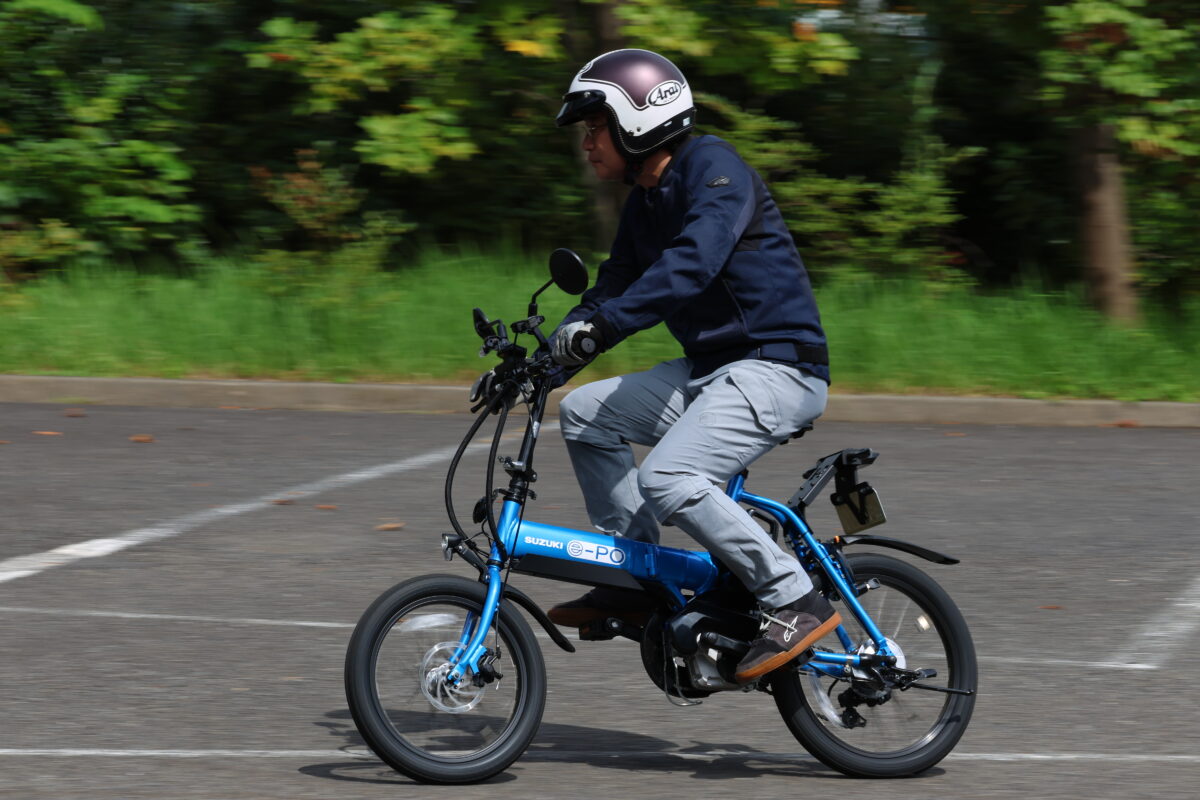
[469,306,560,414]
[473,308,558,368]
[449,251,590,553]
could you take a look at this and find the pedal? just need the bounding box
[578,617,643,642]
[578,619,617,641]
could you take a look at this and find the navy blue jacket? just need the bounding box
[563,135,829,382]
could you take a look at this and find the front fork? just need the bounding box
[444,544,506,686]
[442,379,549,687]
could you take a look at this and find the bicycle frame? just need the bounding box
[442,325,897,687]
[444,422,895,685]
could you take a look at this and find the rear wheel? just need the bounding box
[772,553,977,777]
[345,574,546,783]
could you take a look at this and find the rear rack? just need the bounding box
[787,448,878,512]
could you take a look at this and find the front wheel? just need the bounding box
[345,574,546,783]
[772,553,977,777]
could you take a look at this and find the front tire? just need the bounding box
[345,574,546,783]
[772,553,977,777]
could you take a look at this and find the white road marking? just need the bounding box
[0,606,354,629]
[978,655,1157,671]
[1112,573,1200,670]
[0,748,1195,764]
[0,749,367,759]
[0,422,558,585]
[948,753,1199,763]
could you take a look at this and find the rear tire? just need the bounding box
[345,574,546,783]
[772,553,976,777]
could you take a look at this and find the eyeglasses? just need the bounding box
[581,121,608,140]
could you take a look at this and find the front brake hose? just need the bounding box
[484,392,509,562]
[444,393,502,543]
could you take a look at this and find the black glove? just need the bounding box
[469,369,519,414]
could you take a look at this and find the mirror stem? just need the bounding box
[529,278,554,316]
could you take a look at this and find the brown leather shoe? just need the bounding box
[734,589,842,683]
[546,587,653,628]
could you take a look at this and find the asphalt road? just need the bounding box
[2,403,1198,799]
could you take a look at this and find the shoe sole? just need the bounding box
[734,611,843,683]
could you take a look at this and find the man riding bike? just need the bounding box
[546,49,840,683]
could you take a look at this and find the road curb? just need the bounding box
[1,374,1197,427]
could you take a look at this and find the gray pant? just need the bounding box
[558,358,828,609]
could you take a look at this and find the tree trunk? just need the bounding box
[588,1,628,252]
[1076,123,1138,322]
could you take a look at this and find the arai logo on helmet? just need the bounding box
[647,80,683,106]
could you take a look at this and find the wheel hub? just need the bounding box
[851,637,906,680]
[419,642,486,714]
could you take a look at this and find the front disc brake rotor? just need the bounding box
[419,642,486,714]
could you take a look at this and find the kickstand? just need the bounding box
[661,629,701,707]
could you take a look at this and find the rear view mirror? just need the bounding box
[549,248,588,295]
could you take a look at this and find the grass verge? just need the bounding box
[1,252,1196,402]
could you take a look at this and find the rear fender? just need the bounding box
[837,534,959,565]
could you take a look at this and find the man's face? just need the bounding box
[581,113,626,182]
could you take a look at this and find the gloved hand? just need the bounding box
[551,321,601,366]
[469,369,519,414]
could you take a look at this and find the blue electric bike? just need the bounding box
[344,250,977,784]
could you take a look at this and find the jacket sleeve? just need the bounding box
[588,145,757,348]
[558,197,641,328]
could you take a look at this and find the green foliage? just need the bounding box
[2,250,1196,401]
[1125,165,1200,295]
[1043,0,1200,157]
[246,150,410,325]
[247,6,551,176]
[697,87,973,287]
[243,2,587,245]
[1040,1,1200,292]
[234,0,863,256]
[0,218,92,309]
[616,0,856,84]
[4,0,101,29]
[0,0,1195,315]
[0,0,201,258]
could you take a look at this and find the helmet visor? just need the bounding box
[555,90,607,128]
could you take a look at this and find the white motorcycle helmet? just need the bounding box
[556,49,696,164]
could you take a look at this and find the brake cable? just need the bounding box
[483,393,509,560]
[444,388,508,548]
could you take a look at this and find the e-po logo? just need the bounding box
[647,80,683,106]
[567,540,626,566]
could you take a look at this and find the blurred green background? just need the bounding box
[1,1,1197,399]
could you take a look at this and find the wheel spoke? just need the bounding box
[890,597,910,641]
[345,577,546,783]
[376,602,518,753]
[772,554,976,777]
